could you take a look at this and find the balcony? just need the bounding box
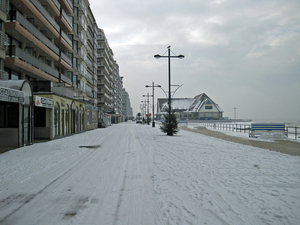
[13,46,59,77]
[0,31,8,52]
[56,8,73,33]
[6,46,60,81]
[6,11,59,57]
[58,0,73,14]
[0,0,8,21]
[0,70,9,80]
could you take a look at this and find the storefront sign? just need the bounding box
[35,96,54,108]
[0,86,25,104]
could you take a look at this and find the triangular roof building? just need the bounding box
[157,93,223,120]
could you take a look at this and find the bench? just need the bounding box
[249,123,286,137]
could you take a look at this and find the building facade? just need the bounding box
[0,0,100,147]
[157,93,224,121]
[122,88,133,120]
[96,29,124,124]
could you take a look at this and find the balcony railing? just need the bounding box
[51,0,60,11]
[0,0,9,13]
[30,0,60,32]
[9,46,59,79]
[14,10,59,55]
[0,31,8,51]
[61,51,72,66]
[61,30,72,48]
[66,0,73,10]
[62,8,72,29]
[0,70,9,80]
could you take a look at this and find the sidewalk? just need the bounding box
[180,126,300,156]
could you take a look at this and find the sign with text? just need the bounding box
[35,96,54,108]
[0,86,25,104]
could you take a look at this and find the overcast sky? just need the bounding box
[89,0,300,124]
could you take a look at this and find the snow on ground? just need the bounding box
[0,122,300,225]
[184,123,298,142]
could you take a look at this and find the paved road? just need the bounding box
[180,126,300,156]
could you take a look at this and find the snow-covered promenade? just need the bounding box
[0,122,300,224]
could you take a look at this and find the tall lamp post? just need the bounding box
[154,46,184,136]
[146,82,161,127]
[141,100,146,121]
[142,93,151,125]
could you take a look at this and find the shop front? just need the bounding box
[34,95,54,139]
[34,94,85,139]
[0,80,33,147]
[85,104,98,130]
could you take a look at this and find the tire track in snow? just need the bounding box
[0,141,106,224]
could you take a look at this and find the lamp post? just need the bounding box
[141,100,146,123]
[154,46,184,136]
[146,82,161,127]
[143,93,152,125]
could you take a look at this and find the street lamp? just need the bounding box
[143,93,152,125]
[141,100,146,122]
[154,46,184,136]
[146,82,161,127]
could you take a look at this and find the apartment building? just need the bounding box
[122,88,133,120]
[0,0,98,147]
[96,29,113,114]
[96,29,124,124]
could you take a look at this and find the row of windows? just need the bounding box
[180,112,221,118]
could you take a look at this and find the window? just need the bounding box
[205,105,212,109]
[73,75,77,85]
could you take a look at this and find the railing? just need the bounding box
[10,46,59,79]
[61,30,72,48]
[0,0,9,13]
[0,31,8,51]
[14,11,60,55]
[286,126,300,140]
[0,70,9,80]
[60,51,72,66]
[51,0,60,11]
[66,0,73,10]
[201,122,300,140]
[62,8,72,29]
[30,0,60,32]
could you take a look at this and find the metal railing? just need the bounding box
[0,70,9,80]
[15,11,60,55]
[0,0,9,13]
[0,31,8,51]
[201,122,300,140]
[10,46,59,79]
[30,0,60,32]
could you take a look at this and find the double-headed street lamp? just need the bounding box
[154,46,184,135]
[146,82,161,127]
